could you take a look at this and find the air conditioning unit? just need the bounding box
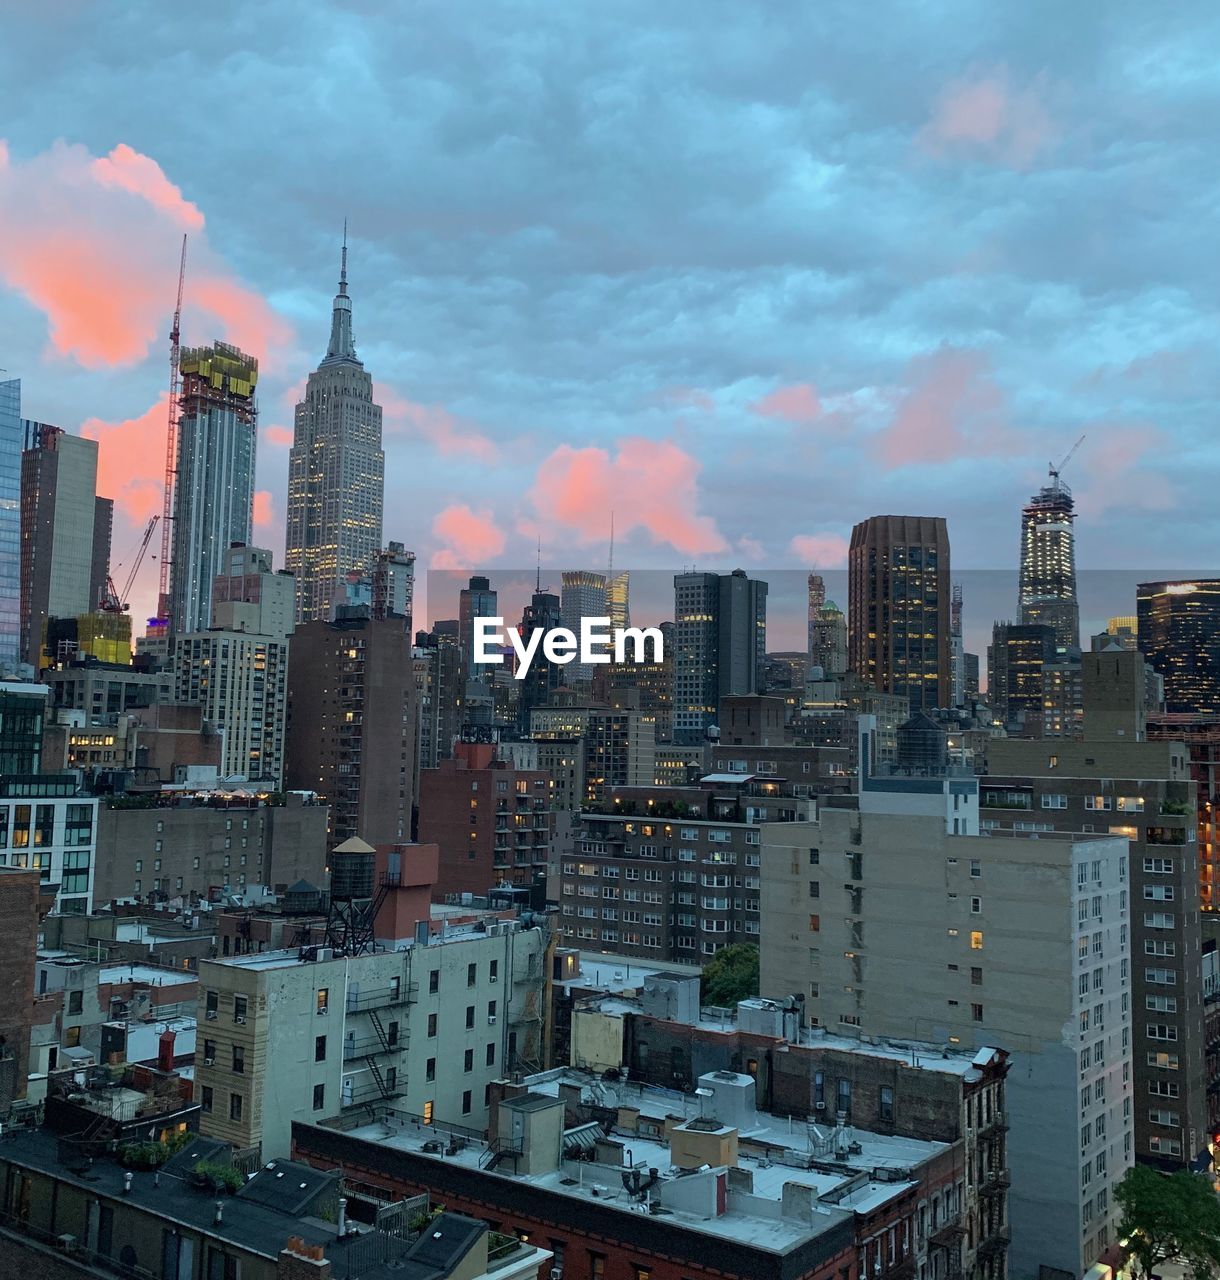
[205,1010,218,1021]
[490,975,498,983]
[235,1015,246,1025]
[815,1101,826,1111]
[488,1015,497,1025]
[317,1007,328,1016]
[203,1057,215,1067]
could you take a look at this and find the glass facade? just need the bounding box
[1137,580,1220,714]
[0,380,22,667]
[0,684,46,775]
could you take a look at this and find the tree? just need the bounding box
[701,943,759,1007]
[1116,1165,1220,1280]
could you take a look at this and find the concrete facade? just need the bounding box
[93,795,328,903]
[196,920,549,1159]
[760,804,1131,1280]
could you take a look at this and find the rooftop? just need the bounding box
[337,1068,949,1251]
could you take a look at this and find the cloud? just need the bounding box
[919,67,1056,169]
[751,383,821,424]
[789,533,849,566]
[263,424,293,448]
[253,489,276,529]
[81,393,169,524]
[526,437,728,557]
[379,384,498,461]
[0,139,291,368]
[877,348,1013,468]
[1071,425,1175,519]
[431,504,506,569]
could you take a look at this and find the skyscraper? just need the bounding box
[514,587,563,734]
[285,237,384,625]
[0,380,22,668]
[848,515,951,712]
[807,572,847,678]
[672,569,767,744]
[1019,470,1079,648]
[458,575,497,669]
[560,569,608,683]
[168,342,258,635]
[1137,580,1220,714]
[19,422,111,667]
[607,571,630,631]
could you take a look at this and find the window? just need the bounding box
[970,897,982,914]
[423,1101,434,1124]
[970,932,983,950]
[229,1093,243,1122]
[462,1090,472,1115]
[313,1083,325,1111]
[972,1003,983,1022]
[316,988,329,1016]
[486,1042,496,1066]
[809,880,820,899]
[465,1005,475,1029]
[464,1048,474,1073]
[67,989,83,1016]
[1042,794,1068,809]
[489,960,498,982]
[427,1013,438,1037]
[234,995,248,1024]
[809,848,820,865]
[315,1035,326,1063]
[429,970,440,994]
[879,1085,894,1124]
[467,962,477,987]
[232,1045,244,1074]
[971,966,982,986]
[426,1057,436,1082]
[970,859,981,877]
[201,1086,213,1113]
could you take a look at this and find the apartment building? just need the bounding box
[294,1065,972,1280]
[760,783,1130,1280]
[418,742,552,900]
[561,776,813,962]
[195,918,549,1160]
[0,781,98,913]
[984,708,1205,1169]
[93,791,328,903]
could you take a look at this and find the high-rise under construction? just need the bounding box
[168,342,258,635]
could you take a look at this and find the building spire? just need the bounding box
[323,220,359,365]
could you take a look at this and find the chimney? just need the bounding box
[158,1028,176,1074]
[278,1238,332,1279]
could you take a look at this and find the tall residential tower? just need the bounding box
[285,237,384,625]
[168,343,258,635]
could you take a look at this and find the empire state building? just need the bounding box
[285,236,384,624]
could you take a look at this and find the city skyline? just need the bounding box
[2,4,1218,644]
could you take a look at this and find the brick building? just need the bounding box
[0,868,49,1113]
[418,742,552,900]
[560,775,814,961]
[294,1064,995,1280]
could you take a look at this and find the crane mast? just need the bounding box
[155,235,187,629]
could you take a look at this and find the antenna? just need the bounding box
[155,234,187,629]
[340,218,348,291]
[536,537,542,593]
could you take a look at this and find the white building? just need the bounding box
[196,917,549,1160]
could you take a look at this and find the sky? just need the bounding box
[1,1,1217,654]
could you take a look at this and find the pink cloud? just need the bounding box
[253,490,275,529]
[789,534,849,566]
[1071,426,1175,519]
[751,383,821,424]
[431,504,506,569]
[263,424,293,448]
[878,348,1013,468]
[89,143,205,231]
[0,139,292,369]
[378,383,498,461]
[81,393,170,524]
[919,67,1055,169]
[526,437,728,557]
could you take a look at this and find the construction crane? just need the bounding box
[101,516,160,613]
[1048,433,1086,486]
[155,234,187,628]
